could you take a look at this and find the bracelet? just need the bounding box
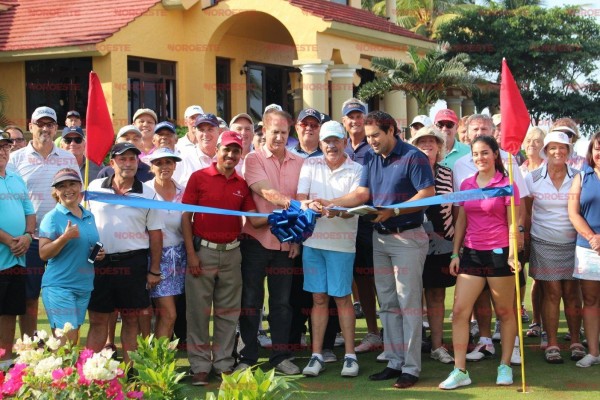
[147,271,161,277]
[450,253,459,259]
[24,233,33,243]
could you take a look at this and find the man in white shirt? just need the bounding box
[176,105,204,153]
[177,113,218,186]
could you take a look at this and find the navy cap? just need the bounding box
[194,113,219,127]
[66,110,81,118]
[154,121,177,134]
[61,126,85,138]
[320,113,332,124]
[297,108,321,124]
[51,168,82,187]
[342,101,366,116]
[110,142,141,158]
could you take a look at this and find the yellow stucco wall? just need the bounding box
[0,61,26,127]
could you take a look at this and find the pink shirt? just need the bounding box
[242,146,304,251]
[460,171,520,251]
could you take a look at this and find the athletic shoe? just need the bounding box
[341,357,359,377]
[431,347,454,364]
[275,359,300,375]
[492,320,501,342]
[353,302,364,319]
[302,356,325,377]
[496,364,513,386]
[355,332,382,353]
[323,349,337,363]
[334,332,345,347]
[576,354,600,368]
[526,323,541,337]
[510,345,521,366]
[521,305,530,323]
[469,320,479,338]
[439,368,471,390]
[257,330,272,349]
[376,351,389,363]
[466,342,495,361]
[540,331,548,350]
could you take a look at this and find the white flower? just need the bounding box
[82,353,118,381]
[33,355,63,378]
[62,322,74,334]
[54,328,64,338]
[35,330,49,341]
[16,348,45,365]
[99,347,114,360]
[46,337,62,351]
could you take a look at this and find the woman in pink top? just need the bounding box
[439,136,520,390]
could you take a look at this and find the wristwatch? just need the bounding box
[148,271,165,280]
[394,208,400,216]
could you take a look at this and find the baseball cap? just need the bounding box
[61,126,85,138]
[540,130,573,159]
[410,126,446,148]
[0,130,13,144]
[132,108,158,123]
[31,106,57,122]
[194,113,219,127]
[66,110,81,118]
[342,101,366,116]
[184,105,204,119]
[110,142,141,158]
[51,168,82,187]
[217,117,229,129]
[218,131,243,147]
[492,114,501,127]
[320,113,332,124]
[410,115,432,128]
[148,147,182,163]
[297,108,321,124]
[116,125,142,139]
[254,122,263,134]
[154,121,176,134]
[434,109,459,125]
[319,121,346,141]
[229,113,254,127]
[264,104,282,113]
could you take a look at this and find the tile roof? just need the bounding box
[288,0,427,41]
[0,0,160,51]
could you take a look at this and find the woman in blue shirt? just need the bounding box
[39,168,104,343]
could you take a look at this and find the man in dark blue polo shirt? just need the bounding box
[319,110,434,389]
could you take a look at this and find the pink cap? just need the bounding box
[218,130,243,147]
[434,109,459,124]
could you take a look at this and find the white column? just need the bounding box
[330,65,358,121]
[293,61,332,113]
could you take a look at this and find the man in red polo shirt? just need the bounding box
[181,131,259,386]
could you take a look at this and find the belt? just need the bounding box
[106,249,147,263]
[374,223,422,235]
[200,238,240,251]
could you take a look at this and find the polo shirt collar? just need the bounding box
[264,146,297,162]
[541,163,576,179]
[100,174,144,193]
[25,142,60,157]
[489,170,506,186]
[583,165,595,176]
[347,137,368,152]
[387,137,404,157]
[206,162,242,180]
[56,203,89,218]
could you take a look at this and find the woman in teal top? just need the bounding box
[39,168,104,343]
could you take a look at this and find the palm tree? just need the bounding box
[357,44,476,114]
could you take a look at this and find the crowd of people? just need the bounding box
[0,98,599,392]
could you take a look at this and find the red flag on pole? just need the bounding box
[85,71,114,165]
[500,59,530,155]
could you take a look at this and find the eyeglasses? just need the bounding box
[33,121,56,129]
[298,122,320,130]
[12,138,25,143]
[436,121,455,129]
[63,137,83,144]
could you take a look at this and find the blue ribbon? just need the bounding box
[267,200,320,243]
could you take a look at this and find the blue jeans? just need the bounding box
[239,238,294,366]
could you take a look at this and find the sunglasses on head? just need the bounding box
[436,121,455,129]
[63,136,83,144]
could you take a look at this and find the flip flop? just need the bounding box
[545,346,564,364]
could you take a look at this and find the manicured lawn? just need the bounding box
[30,278,600,400]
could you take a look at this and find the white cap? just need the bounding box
[540,130,573,159]
[229,113,254,127]
[264,104,282,113]
[492,114,501,126]
[148,147,182,163]
[319,121,346,141]
[31,106,57,122]
[116,124,142,139]
[410,115,432,127]
[184,105,204,119]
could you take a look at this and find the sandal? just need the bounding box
[545,346,564,364]
[571,343,586,361]
[526,323,541,337]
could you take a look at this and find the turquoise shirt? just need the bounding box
[440,139,470,170]
[0,170,35,270]
[39,203,99,291]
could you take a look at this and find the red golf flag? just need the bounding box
[85,71,114,165]
[500,59,530,155]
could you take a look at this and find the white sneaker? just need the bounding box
[466,342,495,361]
[275,359,300,375]
[576,354,600,368]
[302,356,325,376]
[257,330,272,349]
[323,349,337,363]
[510,346,521,366]
[334,332,345,347]
[492,320,501,342]
[469,320,479,338]
[439,368,471,390]
[341,357,359,377]
[354,332,382,353]
[376,351,388,363]
[431,347,454,364]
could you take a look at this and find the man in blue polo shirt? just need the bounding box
[318,110,434,389]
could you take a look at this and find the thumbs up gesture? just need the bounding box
[62,220,80,240]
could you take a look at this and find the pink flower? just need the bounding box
[105,378,124,399]
[52,368,66,380]
[78,348,94,364]
[127,391,144,399]
[0,349,5,358]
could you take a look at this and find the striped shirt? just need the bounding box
[424,164,454,255]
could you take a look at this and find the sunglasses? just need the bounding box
[436,121,455,129]
[63,136,83,144]
[298,122,320,129]
[34,121,56,129]
[12,138,25,143]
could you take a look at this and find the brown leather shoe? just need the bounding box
[191,371,209,386]
[393,373,419,389]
